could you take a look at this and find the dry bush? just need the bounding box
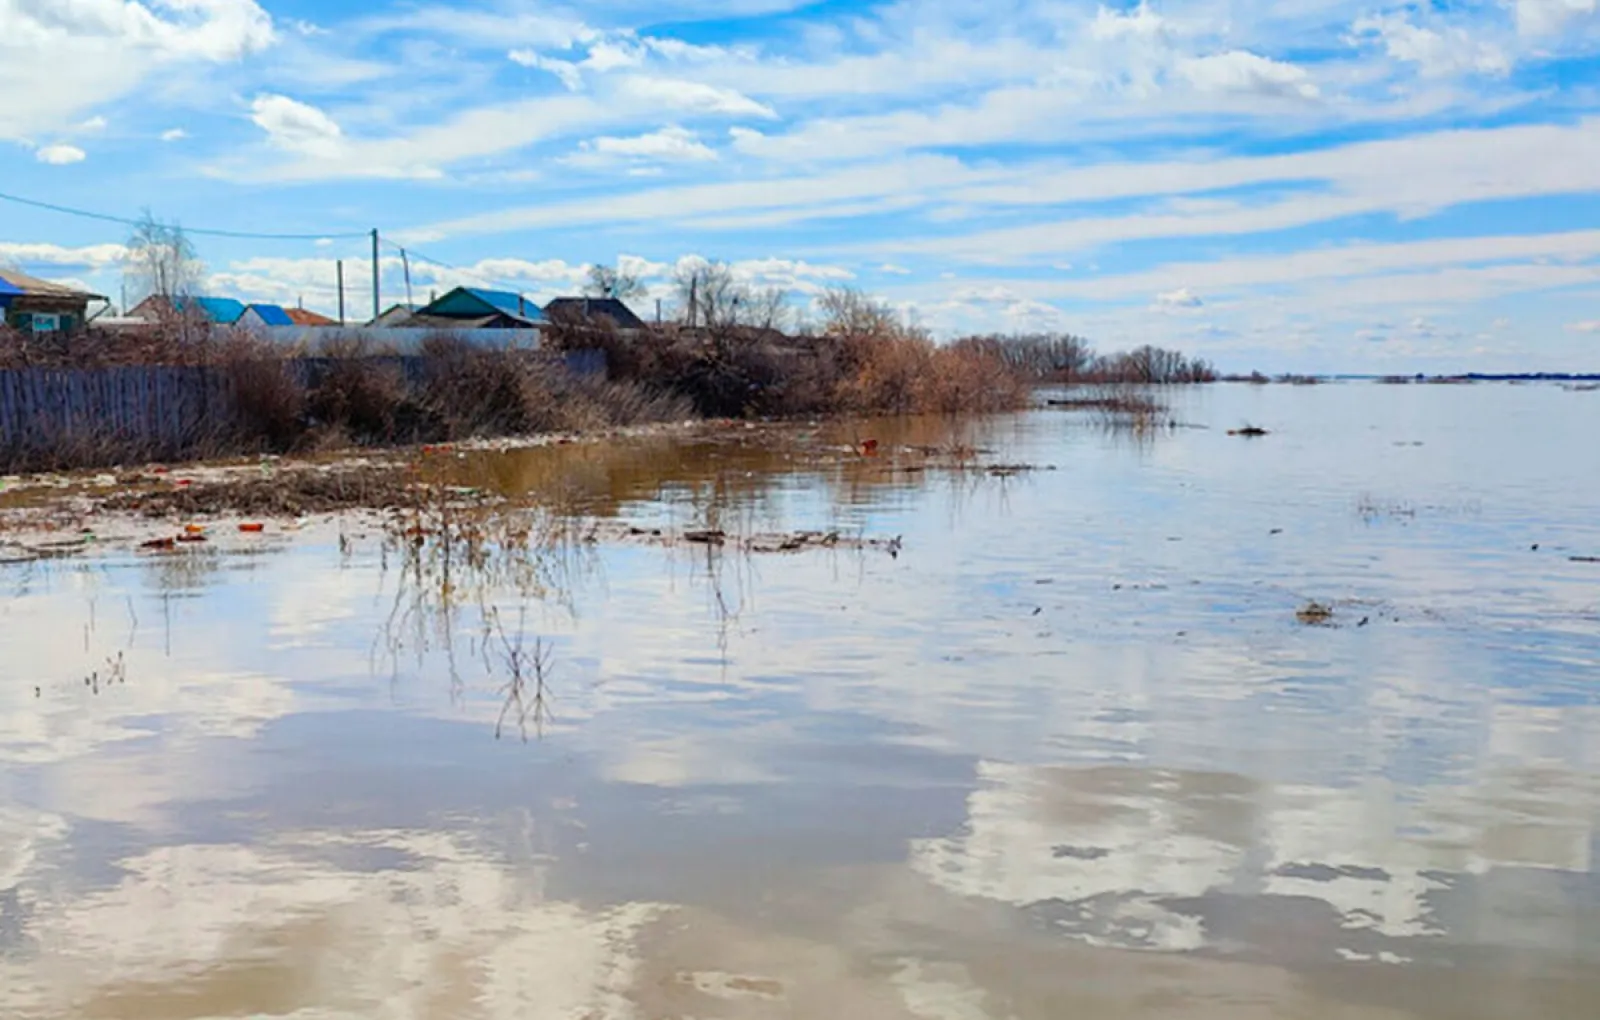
[822,290,1028,415]
[303,340,412,446]
[216,334,304,452]
[418,333,548,437]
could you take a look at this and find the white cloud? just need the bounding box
[35,144,87,165]
[617,77,776,118]
[572,126,717,165]
[160,128,188,142]
[0,242,127,269]
[1090,3,1169,42]
[1154,287,1203,308]
[510,49,584,91]
[219,92,613,182]
[1514,0,1600,37]
[0,0,276,139]
[1350,14,1511,78]
[250,93,343,157]
[879,264,912,275]
[728,257,855,292]
[584,40,646,72]
[77,115,108,132]
[1567,320,1600,333]
[1178,51,1319,100]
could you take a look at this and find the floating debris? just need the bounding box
[1297,601,1336,625]
[1229,426,1270,437]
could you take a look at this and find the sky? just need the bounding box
[2,0,1600,372]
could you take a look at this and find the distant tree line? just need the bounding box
[951,333,1216,384]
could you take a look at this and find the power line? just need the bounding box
[379,238,536,298]
[0,188,371,242]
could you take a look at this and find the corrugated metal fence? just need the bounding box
[0,351,607,471]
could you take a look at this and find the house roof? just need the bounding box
[401,311,539,331]
[173,296,247,324]
[286,307,338,326]
[543,296,646,330]
[245,303,295,326]
[369,303,420,327]
[421,287,545,325]
[0,268,106,301]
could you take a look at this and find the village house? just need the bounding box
[375,287,546,329]
[127,294,247,325]
[239,303,294,328]
[0,269,106,333]
[286,307,338,326]
[542,296,646,330]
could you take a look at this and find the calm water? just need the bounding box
[3,383,1599,1018]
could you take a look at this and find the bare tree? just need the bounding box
[817,287,898,338]
[747,286,790,331]
[123,211,202,309]
[674,259,744,328]
[584,262,646,302]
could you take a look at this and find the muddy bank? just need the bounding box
[0,417,1046,563]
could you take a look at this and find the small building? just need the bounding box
[542,296,646,330]
[0,269,106,333]
[127,295,247,325]
[367,303,419,328]
[398,287,546,329]
[286,307,338,327]
[240,303,295,327]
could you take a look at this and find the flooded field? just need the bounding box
[3,382,1599,1019]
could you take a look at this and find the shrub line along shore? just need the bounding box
[0,288,1215,475]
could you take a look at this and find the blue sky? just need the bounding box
[2,0,1600,371]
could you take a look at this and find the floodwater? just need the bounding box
[3,382,1599,1019]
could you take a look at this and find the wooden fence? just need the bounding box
[0,351,607,472]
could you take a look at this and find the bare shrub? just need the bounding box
[304,340,410,446]
[218,334,303,452]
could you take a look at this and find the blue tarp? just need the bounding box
[0,274,27,297]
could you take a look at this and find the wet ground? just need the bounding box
[2,382,1599,1018]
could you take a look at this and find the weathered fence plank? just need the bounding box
[0,349,606,473]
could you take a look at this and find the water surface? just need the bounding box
[3,383,1599,1018]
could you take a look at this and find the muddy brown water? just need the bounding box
[3,383,1599,1018]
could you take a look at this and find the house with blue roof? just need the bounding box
[241,303,295,327]
[380,287,545,329]
[128,294,247,325]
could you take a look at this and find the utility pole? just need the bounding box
[337,260,346,326]
[370,228,380,323]
[401,248,413,308]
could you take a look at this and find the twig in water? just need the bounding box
[491,605,552,742]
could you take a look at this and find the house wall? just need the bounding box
[3,296,91,333]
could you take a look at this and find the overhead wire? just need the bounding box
[0,188,371,241]
[378,237,538,299]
